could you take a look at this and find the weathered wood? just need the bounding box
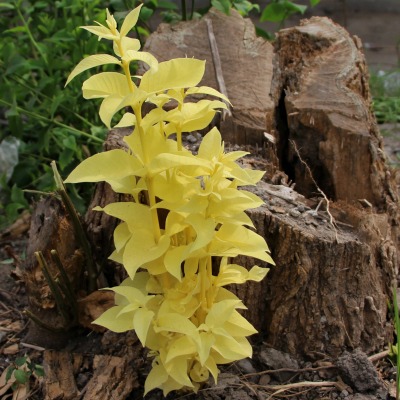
[234,180,396,357]
[43,350,79,400]
[82,355,139,400]
[275,17,396,207]
[24,197,85,345]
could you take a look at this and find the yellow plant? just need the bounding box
[64,5,274,396]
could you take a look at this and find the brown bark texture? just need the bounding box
[24,7,399,367]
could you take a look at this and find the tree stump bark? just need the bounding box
[135,9,399,358]
[24,8,400,363]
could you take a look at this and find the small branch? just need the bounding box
[242,364,336,379]
[262,381,341,399]
[20,342,45,352]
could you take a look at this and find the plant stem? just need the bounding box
[15,2,48,65]
[181,0,187,21]
[0,99,103,143]
[198,257,208,323]
[35,251,71,323]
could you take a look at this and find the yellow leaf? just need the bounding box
[186,86,231,104]
[65,54,121,86]
[113,222,130,252]
[113,112,136,128]
[164,246,187,281]
[212,334,252,361]
[112,285,147,305]
[198,127,222,161]
[144,360,169,395]
[205,356,219,383]
[186,214,216,253]
[198,332,215,366]
[189,361,210,383]
[205,299,242,328]
[223,311,258,337]
[82,72,129,99]
[123,234,170,278]
[98,94,125,128]
[140,58,205,94]
[64,149,142,184]
[156,313,199,338]
[113,37,141,57]
[165,336,197,364]
[165,356,193,388]
[148,153,211,176]
[133,308,155,346]
[122,50,159,71]
[120,4,143,37]
[81,24,118,41]
[92,305,134,332]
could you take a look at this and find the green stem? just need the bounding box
[50,250,76,305]
[9,74,97,128]
[190,0,195,19]
[181,0,187,20]
[35,251,71,323]
[0,99,103,143]
[15,2,48,66]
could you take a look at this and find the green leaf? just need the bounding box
[0,2,15,9]
[310,0,320,5]
[62,135,77,151]
[211,0,231,15]
[260,1,307,22]
[34,365,45,377]
[6,366,15,382]
[15,357,27,367]
[14,369,29,384]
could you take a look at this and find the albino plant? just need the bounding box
[64,5,274,396]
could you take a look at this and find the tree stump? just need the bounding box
[25,8,399,364]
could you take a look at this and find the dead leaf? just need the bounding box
[3,344,19,355]
[77,291,114,332]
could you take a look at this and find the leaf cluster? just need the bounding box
[64,5,274,395]
[0,356,44,400]
[0,0,112,228]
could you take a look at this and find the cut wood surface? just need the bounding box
[143,7,277,149]
[275,17,396,206]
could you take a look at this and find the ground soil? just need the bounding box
[0,2,400,399]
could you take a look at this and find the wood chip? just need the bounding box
[3,343,19,355]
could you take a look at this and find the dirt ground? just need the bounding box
[1,2,400,399]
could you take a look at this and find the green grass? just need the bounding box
[370,69,400,124]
